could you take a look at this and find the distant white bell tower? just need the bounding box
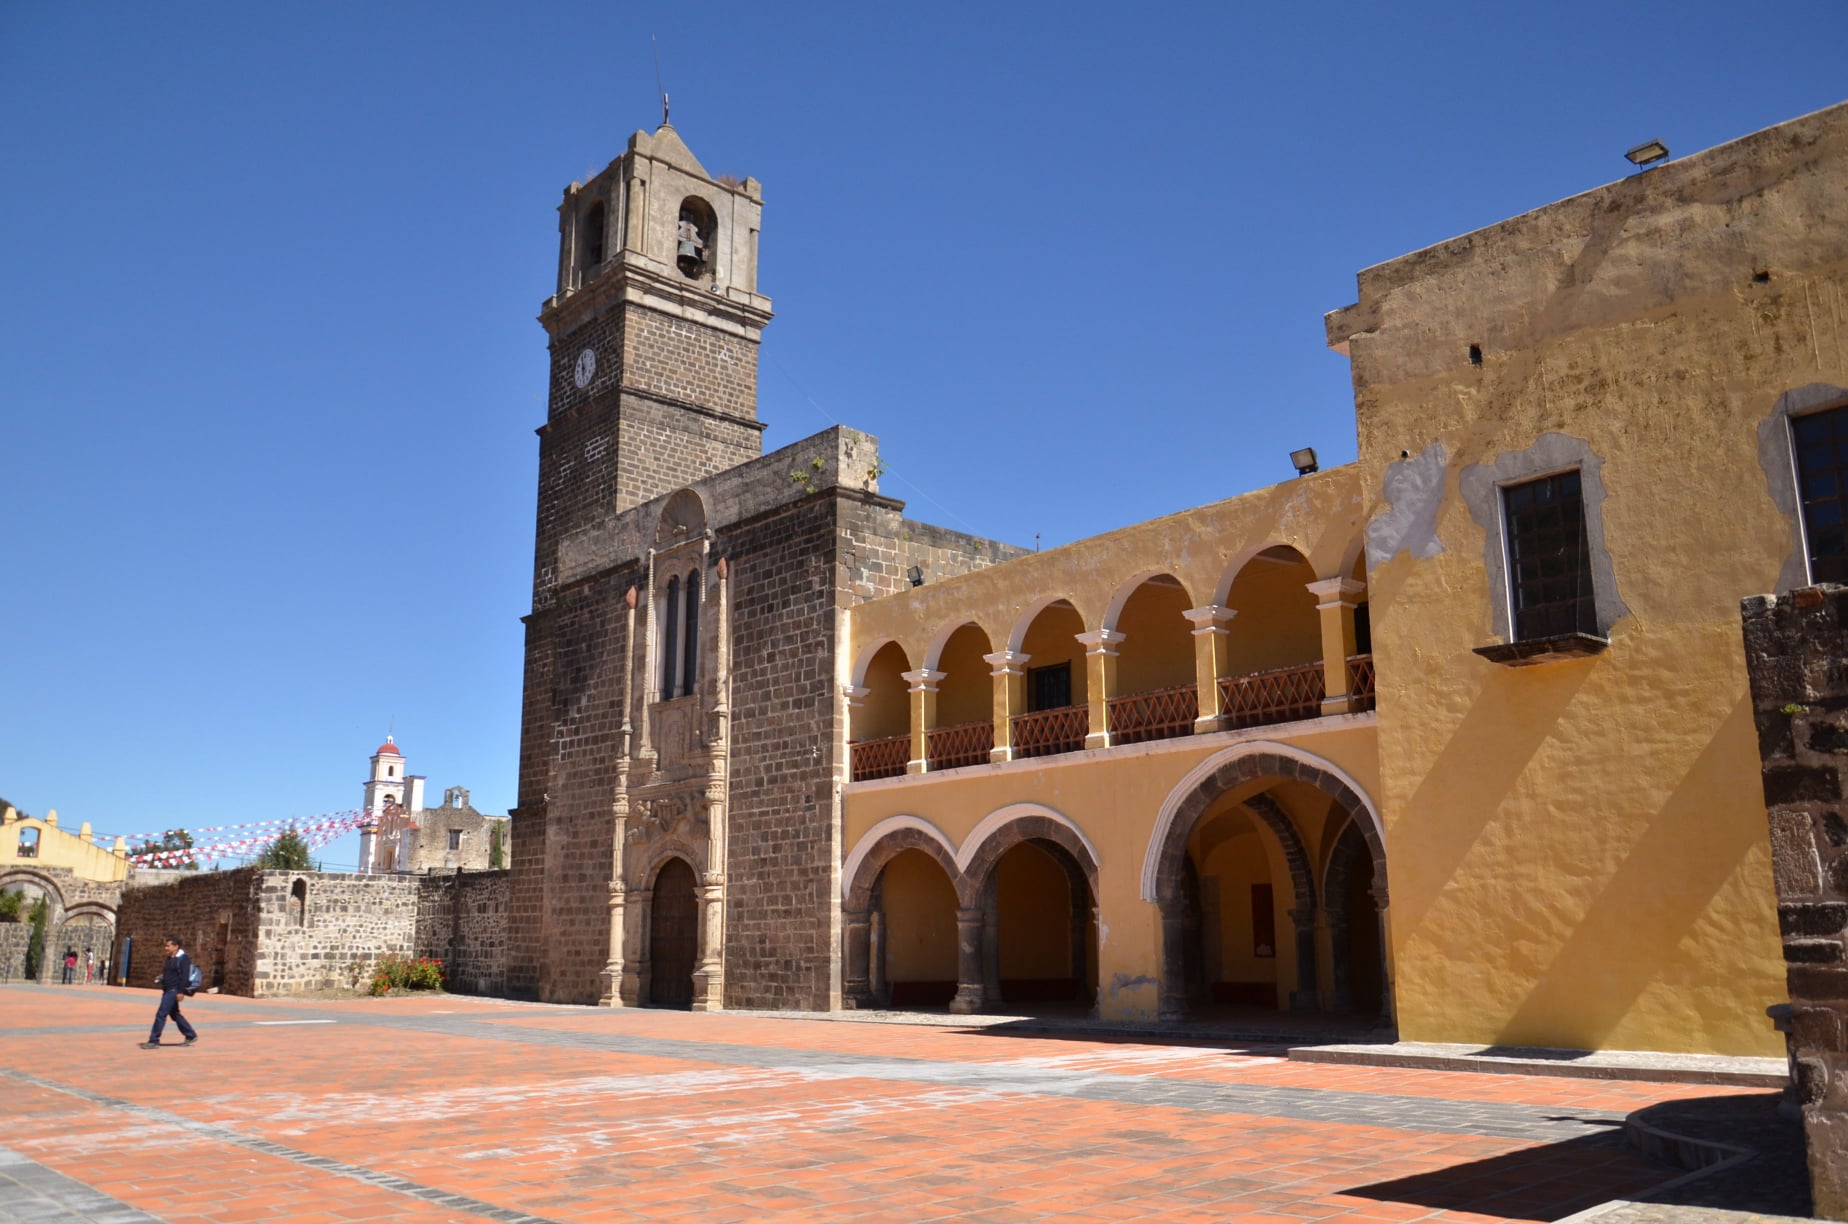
[357,735,425,873]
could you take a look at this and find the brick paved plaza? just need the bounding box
[0,985,1780,1223]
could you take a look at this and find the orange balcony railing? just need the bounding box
[1107,684,1199,745]
[1218,662,1325,730]
[849,735,910,782]
[1010,706,1088,759]
[1347,653,1376,712]
[927,721,993,772]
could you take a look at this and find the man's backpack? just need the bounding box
[185,962,202,996]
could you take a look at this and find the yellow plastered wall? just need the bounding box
[996,842,1072,979]
[1114,579,1196,694]
[935,624,994,727]
[881,849,958,983]
[1331,104,1848,1055]
[855,641,910,741]
[843,722,1381,1021]
[1198,822,1282,991]
[1224,551,1321,675]
[1020,603,1087,707]
[0,809,128,884]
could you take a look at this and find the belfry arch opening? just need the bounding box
[676,196,716,279]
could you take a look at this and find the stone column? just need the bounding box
[843,908,873,1007]
[1372,882,1395,1028]
[869,910,888,1003]
[983,651,1029,763]
[1183,606,1236,733]
[693,871,725,1011]
[1288,908,1320,1011]
[981,889,1002,1005]
[1075,629,1126,750]
[1307,578,1365,717]
[1157,899,1190,1021]
[900,669,945,774]
[1326,911,1353,1012]
[949,906,986,1014]
[601,878,628,1007]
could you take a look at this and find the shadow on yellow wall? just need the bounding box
[1493,694,1781,1051]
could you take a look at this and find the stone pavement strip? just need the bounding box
[0,986,1805,1223]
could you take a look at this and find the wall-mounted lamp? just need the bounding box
[907,565,925,587]
[1290,447,1319,477]
[1624,139,1669,167]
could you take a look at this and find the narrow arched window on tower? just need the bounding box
[682,567,700,696]
[583,201,606,271]
[662,576,681,698]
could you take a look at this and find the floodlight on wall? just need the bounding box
[907,565,925,587]
[1290,447,1319,477]
[1624,139,1670,167]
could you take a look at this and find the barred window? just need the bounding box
[1503,471,1594,640]
[1794,403,1848,584]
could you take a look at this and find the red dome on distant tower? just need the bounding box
[375,736,402,757]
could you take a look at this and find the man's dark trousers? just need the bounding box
[148,990,195,1044]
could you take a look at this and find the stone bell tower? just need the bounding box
[535,123,773,556]
[512,123,772,1004]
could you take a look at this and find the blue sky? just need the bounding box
[3,3,1843,868]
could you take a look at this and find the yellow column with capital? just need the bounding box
[983,651,1028,763]
[1182,605,1235,733]
[901,668,944,773]
[1075,630,1125,750]
[1306,578,1365,716]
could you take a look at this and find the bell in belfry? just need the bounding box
[677,217,706,275]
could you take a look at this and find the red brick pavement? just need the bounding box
[0,987,1751,1222]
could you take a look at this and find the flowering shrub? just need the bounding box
[368,954,445,996]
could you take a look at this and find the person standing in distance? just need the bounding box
[139,937,198,1049]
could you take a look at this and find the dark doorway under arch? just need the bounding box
[648,859,699,1009]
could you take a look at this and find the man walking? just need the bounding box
[139,937,197,1049]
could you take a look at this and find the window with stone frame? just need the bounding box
[447,829,463,852]
[1794,401,1848,584]
[1502,470,1595,640]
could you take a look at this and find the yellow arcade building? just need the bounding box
[838,100,1848,1058]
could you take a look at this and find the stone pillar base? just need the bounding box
[948,985,985,1014]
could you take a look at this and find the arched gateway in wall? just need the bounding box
[1141,742,1392,1025]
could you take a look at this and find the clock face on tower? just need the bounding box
[573,347,597,389]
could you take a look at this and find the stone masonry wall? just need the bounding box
[254,872,422,996]
[415,870,511,996]
[1741,583,1848,1220]
[0,925,31,982]
[117,868,263,995]
[719,492,848,1009]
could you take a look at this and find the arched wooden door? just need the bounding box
[648,858,699,1008]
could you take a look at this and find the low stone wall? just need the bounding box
[1741,583,1848,1220]
[116,868,262,994]
[416,870,511,996]
[116,866,513,999]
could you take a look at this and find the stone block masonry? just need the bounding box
[1741,583,1848,1220]
[117,867,515,999]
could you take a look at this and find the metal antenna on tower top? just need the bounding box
[653,35,670,126]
